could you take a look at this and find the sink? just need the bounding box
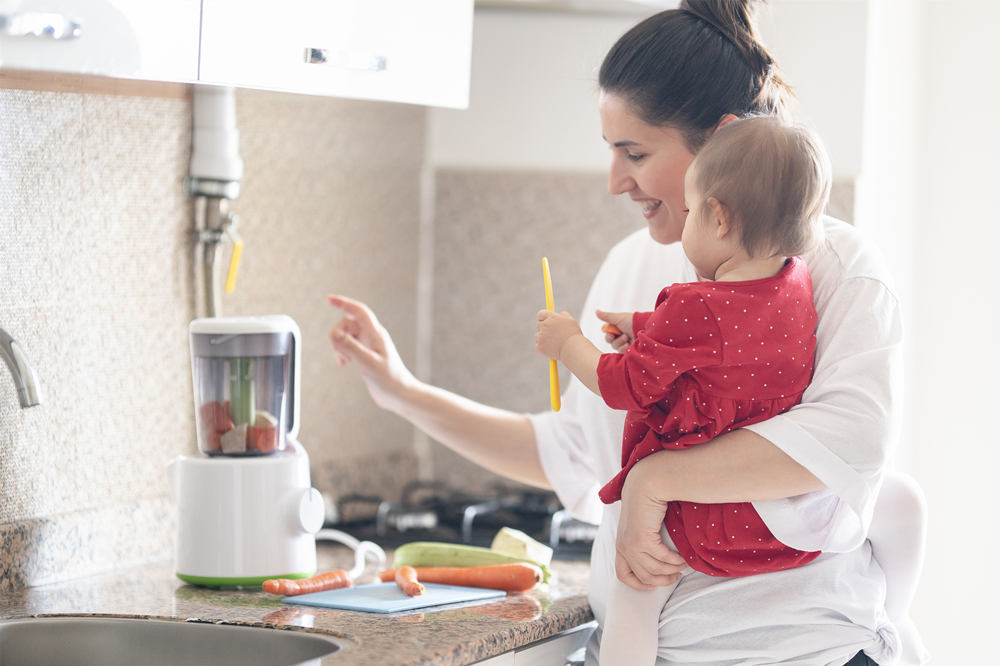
[0,616,342,666]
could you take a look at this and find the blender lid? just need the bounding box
[189,315,301,441]
[190,314,297,336]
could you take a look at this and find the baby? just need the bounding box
[535,116,831,665]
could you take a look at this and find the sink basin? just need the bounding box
[0,616,342,666]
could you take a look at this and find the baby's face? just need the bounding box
[680,165,720,280]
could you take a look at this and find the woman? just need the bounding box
[329,1,911,663]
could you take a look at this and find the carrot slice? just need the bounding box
[262,569,352,596]
[601,323,623,336]
[394,565,425,596]
[378,563,541,592]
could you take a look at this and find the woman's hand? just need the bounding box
[596,309,633,352]
[327,294,417,412]
[616,453,688,590]
[535,310,584,361]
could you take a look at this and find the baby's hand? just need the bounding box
[596,310,633,352]
[535,310,583,361]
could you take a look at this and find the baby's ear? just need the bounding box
[706,197,732,239]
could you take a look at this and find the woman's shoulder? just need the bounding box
[584,229,691,318]
[806,216,898,294]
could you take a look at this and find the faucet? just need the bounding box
[0,328,41,408]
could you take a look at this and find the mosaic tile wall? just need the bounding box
[0,87,424,590]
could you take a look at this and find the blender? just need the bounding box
[168,315,325,587]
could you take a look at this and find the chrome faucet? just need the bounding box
[0,328,41,408]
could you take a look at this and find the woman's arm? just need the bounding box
[614,429,824,589]
[329,295,549,489]
[392,382,549,488]
[631,428,825,505]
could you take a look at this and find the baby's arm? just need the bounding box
[535,310,602,395]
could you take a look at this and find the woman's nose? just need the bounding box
[607,159,635,195]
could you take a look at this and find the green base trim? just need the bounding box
[176,570,317,589]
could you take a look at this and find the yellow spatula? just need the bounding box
[542,257,561,412]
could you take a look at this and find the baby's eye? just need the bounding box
[682,208,690,213]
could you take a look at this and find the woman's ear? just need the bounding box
[706,197,732,239]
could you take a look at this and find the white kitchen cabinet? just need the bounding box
[0,0,201,81]
[198,0,474,108]
[472,621,594,665]
[513,621,595,666]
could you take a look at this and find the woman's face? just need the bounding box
[599,92,697,245]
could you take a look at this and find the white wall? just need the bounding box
[860,1,1000,662]
[430,1,869,179]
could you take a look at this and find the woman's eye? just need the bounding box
[626,153,646,162]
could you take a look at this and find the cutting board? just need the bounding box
[282,582,505,613]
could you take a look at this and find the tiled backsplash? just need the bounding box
[0,87,426,590]
[0,84,855,590]
[428,168,640,490]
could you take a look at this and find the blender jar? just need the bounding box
[190,317,297,456]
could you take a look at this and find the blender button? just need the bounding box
[298,488,325,533]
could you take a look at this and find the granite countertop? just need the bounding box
[0,545,594,665]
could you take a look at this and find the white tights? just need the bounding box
[599,526,685,666]
[868,471,928,665]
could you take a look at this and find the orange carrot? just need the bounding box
[601,323,623,337]
[394,565,425,597]
[262,569,352,596]
[378,563,541,593]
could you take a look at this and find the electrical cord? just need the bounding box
[315,528,387,581]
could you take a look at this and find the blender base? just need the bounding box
[168,441,325,587]
[175,570,316,589]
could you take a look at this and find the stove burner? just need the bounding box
[330,481,597,559]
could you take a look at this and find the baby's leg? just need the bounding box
[599,525,683,665]
[868,471,927,663]
[869,471,926,621]
[599,575,676,666]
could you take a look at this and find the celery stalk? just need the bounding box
[229,357,255,426]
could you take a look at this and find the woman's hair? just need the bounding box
[690,116,830,257]
[599,0,792,152]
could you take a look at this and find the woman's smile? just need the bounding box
[599,92,696,244]
[636,197,663,218]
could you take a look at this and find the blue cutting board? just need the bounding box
[282,582,505,613]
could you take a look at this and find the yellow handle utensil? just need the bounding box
[542,257,561,412]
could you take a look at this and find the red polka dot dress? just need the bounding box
[597,257,821,577]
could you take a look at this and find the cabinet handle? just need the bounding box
[303,47,386,72]
[0,12,82,40]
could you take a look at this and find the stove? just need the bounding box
[326,481,597,560]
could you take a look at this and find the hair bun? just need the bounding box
[680,0,791,112]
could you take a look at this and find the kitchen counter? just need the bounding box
[0,545,594,665]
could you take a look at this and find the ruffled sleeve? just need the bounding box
[598,287,723,412]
